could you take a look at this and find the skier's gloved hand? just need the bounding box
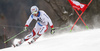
[51,28,55,34]
[24,27,28,31]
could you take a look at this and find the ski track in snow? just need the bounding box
[0,29,100,51]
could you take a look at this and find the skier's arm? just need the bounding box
[44,12,54,29]
[25,15,33,27]
[43,11,55,34]
[48,18,54,29]
[48,18,55,34]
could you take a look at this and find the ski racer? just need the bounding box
[14,6,55,47]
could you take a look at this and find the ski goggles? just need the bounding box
[32,11,38,14]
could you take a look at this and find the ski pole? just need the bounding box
[4,30,25,43]
[59,25,70,30]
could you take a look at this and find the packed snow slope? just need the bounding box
[1,29,100,51]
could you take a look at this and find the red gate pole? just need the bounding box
[69,0,92,32]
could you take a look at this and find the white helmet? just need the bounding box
[31,6,39,14]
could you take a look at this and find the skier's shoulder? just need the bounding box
[39,10,46,14]
[40,10,50,19]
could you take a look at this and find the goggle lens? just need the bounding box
[33,11,37,14]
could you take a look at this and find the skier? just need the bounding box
[13,6,55,47]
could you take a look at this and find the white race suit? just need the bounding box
[24,10,54,41]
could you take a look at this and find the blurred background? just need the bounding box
[0,0,100,49]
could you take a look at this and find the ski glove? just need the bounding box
[51,28,55,34]
[24,27,28,31]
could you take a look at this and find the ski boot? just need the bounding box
[28,34,41,44]
[28,37,37,44]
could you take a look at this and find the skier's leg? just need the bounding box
[20,23,40,44]
[28,30,43,44]
[28,34,40,44]
[14,30,36,47]
[24,30,36,41]
[36,25,48,39]
[28,25,48,44]
[28,23,41,44]
[14,23,40,46]
[38,25,48,35]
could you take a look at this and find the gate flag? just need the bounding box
[68,0,92,32]
[68,0,88,12]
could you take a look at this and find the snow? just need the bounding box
[0,29,100,51]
